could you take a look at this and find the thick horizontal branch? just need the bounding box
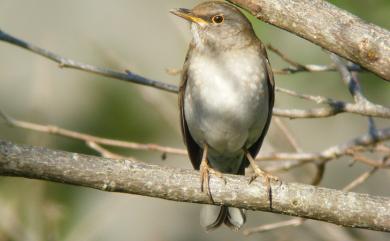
[228,0,390,80]
[0,140,389,232]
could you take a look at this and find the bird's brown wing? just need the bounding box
[179,44,203,170]
[238,43,275,174]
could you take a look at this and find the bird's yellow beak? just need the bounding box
[170,8,208,25]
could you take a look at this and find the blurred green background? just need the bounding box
[0,0,389,240]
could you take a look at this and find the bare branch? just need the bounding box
[342,167,378,192]
[0,29,178,93]
[276,87,335,105]
[350,154,390,168]
[274,86,390,118]
[273,105,390,119]
[228,0,390,80]
[86,141,135,160]
[257,127,390,167]
[273,117,302,152]
[244,218,304,235]
[273,64,361,75]
[267,44,309,70]
[268,44,362,75]
[330,54,367,102]
[0,139,389,232]
[0,110,187,156]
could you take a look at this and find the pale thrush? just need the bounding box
[171,1,278,231]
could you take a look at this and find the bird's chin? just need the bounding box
[191,23,205,48]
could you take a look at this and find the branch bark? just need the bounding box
[0,140,389,232]
[228,0,390,80]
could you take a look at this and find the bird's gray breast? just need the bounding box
[184,47,269,167]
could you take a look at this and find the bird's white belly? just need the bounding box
[184,50,269,160]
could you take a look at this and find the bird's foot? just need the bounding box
[249,166,279,190]
[245,151,280,201]
[200,160,226,202]
[249,166,279,209]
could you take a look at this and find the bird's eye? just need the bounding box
[211,15,224,24]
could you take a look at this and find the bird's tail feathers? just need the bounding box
[200,205,246,231]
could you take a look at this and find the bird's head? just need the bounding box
[171,1,256,51]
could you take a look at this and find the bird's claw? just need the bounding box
[249,167,279,193]
[200,161,226,202]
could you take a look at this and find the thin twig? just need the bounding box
[268,44,362,74]
[330,54,367,103]
[243,218,304,235]
[272,64,362,75]
[273,102,390,119]
[348,154,389,168]
[276,87,335,105]
[311,163,326,186]
[273,117,302,152]
[342,167,378,192]
[86,141,136,160]
[268,44,309,70]
[257,128,390,163]
[0,110,187,156]
[375,144,390,154]
[0,29,178,93]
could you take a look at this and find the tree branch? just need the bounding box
[267,44,362,75]
[0,110,186,156]
[257,127,390,166]
[0,140,389,232]
[228,0,390,80]
[274,87,390,119]
[0,29,178,93]
[244,218,304,235]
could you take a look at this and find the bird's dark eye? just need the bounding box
[211,15,224,24]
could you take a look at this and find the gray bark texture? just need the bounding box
[0,140,389,232]
[229,0,390,80]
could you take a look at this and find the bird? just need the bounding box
[171,1,278,231]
